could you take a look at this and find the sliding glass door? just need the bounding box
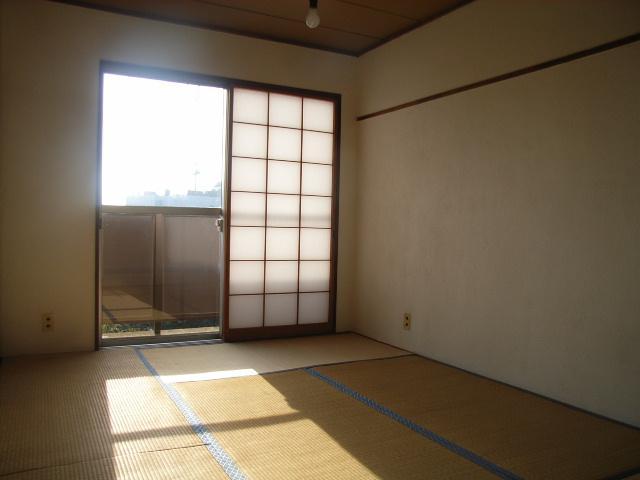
[224,87,340,340]
[98,67,226,346]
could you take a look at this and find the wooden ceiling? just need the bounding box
[50,0,472,56]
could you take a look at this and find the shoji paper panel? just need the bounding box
[266,228,298,260]
[229,88,336,330]
[229,294,263,328]
[232,123,267,159]
[299,292,330,324]
[301,196,332,228]
[300,229,331,260]
[234,89,268,124]
[299,261,330,292]
[267,194,299,227]
[301,163,332,196]
[303,98,334,132]
[269,127,301,161]
[230,192,265,226]
[229,261,264,295]
[265,294,297,326]
[230,227,264,260]
[231,157,266,192]
[265,261,298,293]
[268,161,300,194]
[269,94,302,128]
[302,131,333,164]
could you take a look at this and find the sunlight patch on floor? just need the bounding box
[161,368,259,384]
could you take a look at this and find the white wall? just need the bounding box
[358,0,640,115]
[355,0,640,426]
[0,0,357,356]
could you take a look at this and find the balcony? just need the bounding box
[100,206,222,345]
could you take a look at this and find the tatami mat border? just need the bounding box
[305,367,522,480]
[134,348,247,480]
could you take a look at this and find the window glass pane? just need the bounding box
[229,261,264,295]
[300,228,331,260]
[301,196,331,228]
[299,261,330,292]
[303,98,334,132]
[233,123,267,159]
[265,261,298,293]
[267,194,299,227]
[231,157,266,192]
[265,294,297,326]
[233,88,268,124]
[299,292,329,324]
[101,74,225,207]
[101,214,155,338]
[268,161,300,194]
[162,215,219,317]
[229,294,263,328]
[230,192,265,226]
[230,227,265,260]
[269,94,301,128]
[302,131,333,164]
[266,228,298,260]
[301,163,332,196]
[269,127,301,162]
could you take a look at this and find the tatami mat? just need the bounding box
[0,349,209,477]
[3,335,638,479]
[175,369,495,479]
[2,446,228,480]
[315,355,640,480]
[141,333,408,383]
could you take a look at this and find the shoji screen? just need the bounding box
[225,87,338,340]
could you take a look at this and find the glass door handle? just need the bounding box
[216,215,224,232]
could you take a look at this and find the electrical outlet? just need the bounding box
[403,312,411,330]
[42,313,54,332]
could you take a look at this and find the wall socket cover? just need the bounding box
[42,313,54,332]
[403,312,411,330]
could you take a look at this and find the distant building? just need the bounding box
[126,187,222,208]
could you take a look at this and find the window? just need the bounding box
[101,73,226,208]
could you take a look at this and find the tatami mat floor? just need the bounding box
[1,333,638,479]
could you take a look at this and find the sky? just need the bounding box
[101,73,226,206]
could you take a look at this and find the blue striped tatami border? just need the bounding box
[305,367,522,480]
[135,348,248,480]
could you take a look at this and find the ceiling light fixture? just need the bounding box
[305,0,320,29]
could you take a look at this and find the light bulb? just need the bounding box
[305,4,320,29]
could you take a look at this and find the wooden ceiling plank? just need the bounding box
[356,0,474,56]
[49,0,375,54]
[202,0,413,39]
[46,0,472,56]
[337,0,466,22]
[334,0,419,21]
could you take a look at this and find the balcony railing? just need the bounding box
[100,206,222,345]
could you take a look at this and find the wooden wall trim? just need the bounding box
[357,31,640,121]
